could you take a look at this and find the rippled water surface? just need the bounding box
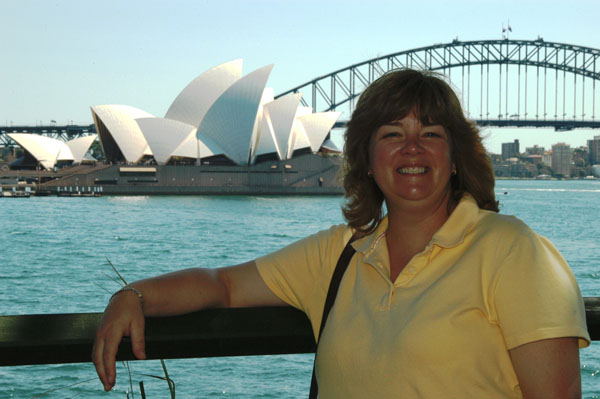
[1,180,599,397]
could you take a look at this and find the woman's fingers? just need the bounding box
[91,335,109,390]
[91,320,123,391]
[92,292,145,391]
[102,328,122,389]
[130,314,147,360]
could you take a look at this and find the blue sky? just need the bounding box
[1,0,599,153]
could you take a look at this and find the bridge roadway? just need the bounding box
[1,116,600,147]
[333,119,600,131]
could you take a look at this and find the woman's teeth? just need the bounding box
[397,167,427,174]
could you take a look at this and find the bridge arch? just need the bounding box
[277,39,600,130]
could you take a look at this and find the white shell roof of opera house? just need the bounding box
[90,59,342,166]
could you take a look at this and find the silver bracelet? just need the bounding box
[110,285,144,310]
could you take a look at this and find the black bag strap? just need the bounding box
[309,233,357,399]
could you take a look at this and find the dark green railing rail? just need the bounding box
[1,298,599,367]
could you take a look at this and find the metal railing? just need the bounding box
[1,299,599,367]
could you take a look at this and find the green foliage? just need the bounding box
[89,141,105,161]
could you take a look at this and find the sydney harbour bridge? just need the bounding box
[1,38,599,147]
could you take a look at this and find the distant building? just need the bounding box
[551,143,572,177]
[542,152,552,167]
[526,154,543,164]
[588,135,600,165]
[525,145,545,156]
[501,139,520,160]
[493,159,537,178]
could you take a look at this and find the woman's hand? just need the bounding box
[90,263,285,391]
[92,290,146,391]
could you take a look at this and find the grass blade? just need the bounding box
[106,256,128,285]
[160,359,176,398]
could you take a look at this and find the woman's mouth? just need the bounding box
[397,166,428,174]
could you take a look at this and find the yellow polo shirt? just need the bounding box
[255,194,590,398]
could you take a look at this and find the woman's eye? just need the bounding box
[382,132,399,138]
[424,131,441,138]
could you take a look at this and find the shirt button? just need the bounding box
[409,267,416,274]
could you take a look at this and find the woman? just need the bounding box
[93,69,590,398]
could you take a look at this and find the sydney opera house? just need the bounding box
[6,133,97,170]
[6,60,344,195]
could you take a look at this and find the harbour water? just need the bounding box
[0,179,599,398]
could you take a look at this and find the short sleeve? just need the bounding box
[255,224,352,320]
[492,227,590,349]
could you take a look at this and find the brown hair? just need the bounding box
[342,68,498,235]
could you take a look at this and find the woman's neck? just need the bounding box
[384,196,456,281]
[386,194,454,239]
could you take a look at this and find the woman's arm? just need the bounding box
[92,261,285,391]
[509,337,581,399]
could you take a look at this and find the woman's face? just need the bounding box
[368,113,454,213]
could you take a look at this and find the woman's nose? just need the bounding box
[401,134,423,153]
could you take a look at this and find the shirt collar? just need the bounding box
[430,193,480,248]
[352,193,480,254]
[352,216,388,256]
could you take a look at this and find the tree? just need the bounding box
[89,141,105,161]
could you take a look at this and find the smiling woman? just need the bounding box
[368,116,453,216]
[93,69,590,398]
[343,69,498,236]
